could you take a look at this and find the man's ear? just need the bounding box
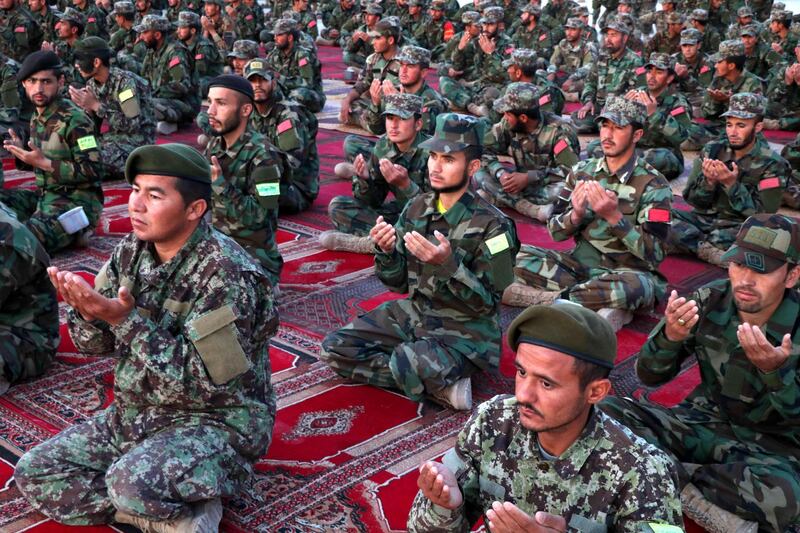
[467,157,482,176]
[585,378,612,405]
[786,264,800,289]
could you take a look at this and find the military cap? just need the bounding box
[770,9,792,23]
[617,12,636,30]
[227,39,259,59]
[596,95,646,127]
[58,7,86,27]
[645,52,675,71]
[177,10,201,27]
[125,144,211,185]
[111,0,134,15]
[521,3,541,16]
[205,0,224,6]
[461,10,480,24]
[737,5,754,17]
[273,17,296,34]
[739,23,758,36]
[680,27,702,45]
[564,16,583,28]
[381,93,423,119]
[601,14,630,34]
[690,8,708,21]
[666,11,683,24]
[710,39,745,62]
[368,17,400,37]
[475,0,495,10]
[430,0,445,9]
[480,5,504,23]
[501,48,536,69]
[507,301,617,370]
[617,0,632,6]
[407,0,423,7]
[73,36,113,59]
[243,59,273,80]
[208,74,255,100]
[773,2,786,10]
[722,214,800,273]
[17,51,63,82]
[133,14,171,32]
[493,82,542,113]
[395,45,431,67]
[571,5,589,15]
[281,9,301,21]
[662,0,676,4]
[418,112,482,153]
[721,91,765,119]
[364,2,383,14]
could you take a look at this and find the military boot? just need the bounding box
[501,283,561,307]
[319,230,376,254]
[115,498,223,533]
[697,241,729,267]
[680,484,758,533]
[430,377,472,410]
[597,307,634,332]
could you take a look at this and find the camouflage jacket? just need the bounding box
[322,3,358,38]
[452,33,513,85]
[682,136,789,221]
[0,5,43,62]
[204,12,235,52]
[512,23,555,59]
[672,52,714,96]
[542,0,578,25]
[230,2,260,41]
[743,42,782,79]
[341,23,373,55]
[638,279,800,454]
[0,55,22,126]
[66,220,278,460]
[74,3,109,38]
[581,48,645,107]
[707,5,731,34]
[375,190,520,370]
[550,38,596,80]
[639,9,674,35]
[352,50,401,97]
[140,37,196,100]
[414,16,454,52]
[185,34,225,80]
[266,42,324,94]
[767,64,800,115]
[699,26,722,55]
[86,66,156,145]
[30,5,59,44]
[481,110,580,186]
[637,88,692,159]
[645,31,681,57]
[550,155,672,274]
[407,397,683,533]
[364,82,448,135]
[701,70,764,122]
[205,126,284,286]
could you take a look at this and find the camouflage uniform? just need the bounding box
[228,0,260,41]
[741,25,782,80]
[266,18,326,113]
[691,10,722,55]
[517,97,672,312]
[179,12,225,97]
[408,397,683,532]
[321,114,519,401]
[783,134,800,209]
[203,0,235,53]
[0,97,102,253]
[0,202,58,386]
[766,61,800,131]
[14,218,277,525]
[30,3,60,44]
[0,53,27,140]
[320,1,358,42]
[74,1,109,39]
[340,4,381,68]
[414,0,454,61]
[205,126,285,288]
[669,93,789,254]
[0,2,43,62]
[549,19,597,90]
[511,6,555,60]
[475,82,580,214]
[108,2,146,74]
[639,2,677,36]
[672,28,714,109]
[644,12,683,56]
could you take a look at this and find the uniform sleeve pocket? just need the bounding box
[188,305,251,385]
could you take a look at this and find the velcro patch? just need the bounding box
[308,19,316,27]
[646,524,684,533]
[277,119,293,133]
[635,66,646,75]
[256,182,280,197]
[118,88,135,102]
[539,33,546,41]
[77,135,98,151]
[759,177,780,190]
[13,26,25,32]
[485,233,509,255]
[700,65,710,73]
[553,138,568,155]
[195,53,204,59]
[670,106,685,116]
[539,94,551,105]
[169,57,181,68]
[745,251,765,271]
[299,57,308,66]
[647,207,671,223]
[88,17,96,22]
[743,226,777,249]
[246,14,253,19]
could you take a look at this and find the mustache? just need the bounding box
[518,402,543,417]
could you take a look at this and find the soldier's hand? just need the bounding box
[771,42,783,54]
[478,33,496,55]
[379,158,410,188]
[458,31,472,50]
[640,92,657,116]
[68,86,101,113]
[49,267,135,325]
[674,63,688,78]
[3,128,23,150]
[5,138,53,172]
[664,290,699,342]
[447,67,463,78]
[576,101,594,120]
[403,230,451,265]
[339,100,351,124]
[707,88,730,103]
[416,461,463,510]
[499,171,528,195]
[785,64,796,86]
[712,160,738,188]
[701,158,721,183]
[486,502,566,533]
[369,78,382,105]
[353,154,369,179]
[40,41,54,52]
[381,78,397,95]
[369,215,396,253]
[738,324,792,373]
[569,180,588,224]
[584,181,621,224]
[201,15,212,30]
[48,267,95,321]
[210,156,223,182]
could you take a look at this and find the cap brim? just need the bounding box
[381,110,415,119]
[707,53,721,63]
[493,97,511,113]
[721,245,785,273]
[680,39,699,45]
[417,138,469,153]
[721,110,757,119]
[595,111,630,126]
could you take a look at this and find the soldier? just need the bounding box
[227,38,258,76]
[14,143,277,532]
[177,10,224,97]
[769,10,798,62]
[602,213,800,533]
[505,97,673,333]
[0,51,102,254]
[707,0,732,35]
[68,37,156,182]
[0,201,58,395]
[46,8,86,87]
[72,0,109,39]
[321,113,519,410]
[572,14,645,134]
[266,18,325,113]
[512,5,555,60]
[341,2,382,70]
[0,52,28,141]
[783,133,800,208]
[201,0,235,53]
[668,93,789,266]
[474,82,579,222]
[690,9,722,55]
[133,0,154,23]
[437,10,480,70]
[542,0,576,27]
[765,48,800,131]
[225,0,259,41]
[673,28,714,111]
[286,0,318,39]
[317,0,357,46]
[323,93,431,252]
[549,17,597,97]
[572,4,597,43]
[495,50,565,120]
[204,75,285,288]
[108,1,146,73]
[726,6,761,40]
[645,11,684,57]
[741,23,782,80]
[244,60,319,214]
[408,302,683,532]
[0,0,43,62]
[27,0,59,44]
[136,14,198,135]
[415,0,455,62]
[405,0,426,42]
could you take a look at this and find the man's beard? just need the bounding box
[729,127,757,150]
[276,40,290,51]
[145,37,159,50]
[432,168,470,194]
[211,114,241,136]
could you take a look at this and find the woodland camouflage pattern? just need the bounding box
[139,25,198,123]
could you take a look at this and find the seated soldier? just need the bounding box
[340,2,382,71]
[320,113,519,410]
[602,214,800,533]
[548,17,597,101]
[504,97,673,333]
[407,302,683,532]
[227,39,258,76]
[644,11,684,57]
[498,50,565,121]
[14,144,278,532]
[667,93,789,266]
[0,201,58,395]
[176,10,225,98]
[474,82,579,222]
[321,93,430,254]
[783,132,800,209]
[266,18,326,113]
[740,24,782,81]
[764,44,800,131]
[672,28,714,113]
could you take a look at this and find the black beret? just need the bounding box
[506,301,617,369]
[17,51,63,82]
[208,74,254,101]
[125,144,211,185]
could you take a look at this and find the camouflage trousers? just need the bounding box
[514,245,662,311]
[328,194,402,235]
[0,326,55,384]
[289,87,325,114]
[666,209,740,255]
[319,298,483,401]
[585,140,685,181]
[342,51,367,68]
[152,97,195,124]
[344,98,374,131]
[600,396,800,533]
[343,134,376,163]
[437,77,501,110]
[472,169,563,211]
[14,409,251,525]
[99,137,141,182]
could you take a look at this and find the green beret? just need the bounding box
[125,144,211,184]
[507,301,617,369]
[73,37,113,59]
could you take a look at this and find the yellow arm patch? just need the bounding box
[77,135,98,151]
[118,88,135,102]
[485,233,510,255]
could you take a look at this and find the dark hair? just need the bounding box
[463,144,482,162]
[65,20,86,35]
[518,63,537,78]
[725,54,746,71]
[513,107,541,120]
[174,178,211,212]
[573,358,611,389]
[119,12,134,21]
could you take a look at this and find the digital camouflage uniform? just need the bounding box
[741,27,782,80]
[549,19,597,89]
[669,93,789,255]
[413,0,454,61]
[52,8,86,88]
[205,126,285,288]
[228,0,260,41]
[0,2,43,62]
[516,97,672,312]
[672,28,715,109]
[266,18,326,113]
[475,82,580,214]
[0,202,58,386]
[320,0,358,42]
[340,5,380,68]
[178,11,225,97]
[782,133,800,209]
[14,217,277,525]
[108,2,146,74]
[321,114,520,401]
[407,397,683,533]
[30,3,60,44]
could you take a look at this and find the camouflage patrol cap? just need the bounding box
[395,45,431,67]
[407,0,423,7]
[501,48,536,69]
[521,3,541,16]
[73,36,113,59]
[721,92,765,119]
[680,27,702,44]
[273,17,295,34]
[243,58,273,80]
[571,5,589,16]
[364,2,383,14]
[480,6,504,23]
[227,39,259,59]
[59,7,87,27]
[710,39,745,62]
[475,0,495,11]
[381,93,423,119]
[739,23,758,36]
[125,144,211,185]
[507,301,617,370]
[770,9,792,23]
[737,5,753,17]
[177,10,201,27]
[564,17,583,28]
[133,14,171,32]
[111,1,134,15]
[281,9,301,21]
[369,16,400,37]
[690,8,708,21]
[617,0,632,6]
[493,82,541,113]
[601,14,630,34]
[596,95,646,127]
[461,10,480,24]
[418,112,482,153]
[773,2,786,10]
[645,52,675,71]
[430,0,446,9]
[205,0,224,6]
[666,11,683,24]
[721,214,800,273]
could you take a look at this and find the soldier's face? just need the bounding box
[742,34,756,50]
[135,0,147,10]
[207,87,250,136]
[57,21,76,39]
[22,71,63,109]
[618,4,630,12]
[729,263,799,314]
[129,175,206,244]
[365,13,380,26]
[250,75,274,103]
[482,22,498,37]
[140,29,160,48]
[645,66,673,92]
[565,27,580,41]
[371,34,390,52]
[725,116,761,150]
[274,32,291,50]
[73,0,86,7]
[385,114,420,144]
[467,23,480,37]
[176,26,192,40]
[0,0,14,8]
[680,42,699,60]
[668,22,683,37]
[28,0,43,10]
[168,0,178,6]
[399,62,423,86]
[599,119,641,157]
[204,3,218,16]
[429,8,442,19]
[506,65,521,81]
[714,58,731,76]
[603,29,626,53]
[427,150,478,194]
[409,5,419,15]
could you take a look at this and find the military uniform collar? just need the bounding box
[596,152,637,183]
[215,125,255,156]
[539,408,606,479]
[421,188,475,225]
[140,220,210,283]
[36,98,64,122]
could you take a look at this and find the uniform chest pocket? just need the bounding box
[187,305,251,385]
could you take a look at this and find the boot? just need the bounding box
[319,230,376,254]
[334,162,356,179]
[501,283,561,307]
[430,377,472,410]
[680,484,758,533]
[196,134,210,149]
[466,103,489,117]
[516,200,553,224]
[114,498,223,533]
[762,118,780,130]
[156,121,178,135]
[597,307,634,332]
[697,241,729,267]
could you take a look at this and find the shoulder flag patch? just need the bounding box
[647,208,671,223]
[308,19,316,27]
[700,65,710,73]
[505,46,514,54]
[759,177,781,190]
[635,66,646,75]
[539,94,551,105]
[485,233,510,255]
[14,26,25,32]
[670,106,685,116]
[118,88,135,102]
[298,57,308,67]
[88,17,96,22]
[554,138,568,155]
[169,57,181,68]
[77,135,98,151]
[195,53,204,60]
[277,119,293,134]
[246,14,253,19]
[539,33,547,41]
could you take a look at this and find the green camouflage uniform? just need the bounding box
[645,25,682,56]
[345,26,401,129]
[742,36,782,80]
[30,4,60,44]
[672,29,714,109]
[205,126,285,287]
[0,97,102,253]
[0,53,27,139]
[320,1,358,41]
[511,8,556,60]
[178,12,225,97]
[700,42,765,124]
[14,220,277,525]
[229,1,260,41]
[109,20,147,75]
[639,7,677,36]
[766,62,800,131]
[782,133,800,209]
[408,397,683,533]
[266,19,326,113]
[0,202,58,386]
[74,2,109,39]
[0,3,43,62]
[413,3,454,61]
[549,25,597,89]
[341,14,377,68]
